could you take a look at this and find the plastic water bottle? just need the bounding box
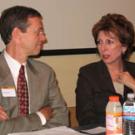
[106,96,123,135]
[123,93,135,135]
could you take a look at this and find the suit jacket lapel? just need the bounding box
[26,60,41,113]
[0,53,15,87]
[123,61,134,100]
[98,61,115,94]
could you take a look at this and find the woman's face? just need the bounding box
[97,31,127,65]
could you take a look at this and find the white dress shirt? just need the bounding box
[113,81,124,97]
[4,50,46,125]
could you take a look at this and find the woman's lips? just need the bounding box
[102,54,110,59]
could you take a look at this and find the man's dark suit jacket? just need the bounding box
[76,60,135,126]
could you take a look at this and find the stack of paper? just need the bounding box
[8,126,84,135]
[79,126,105,134]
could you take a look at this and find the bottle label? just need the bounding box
[123,106,135,120]
[106,112,123,134]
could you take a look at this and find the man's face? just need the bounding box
[19,17,47,56]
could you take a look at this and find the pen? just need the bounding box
[79,130,92,135]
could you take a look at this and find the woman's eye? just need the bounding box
[96,39,114,45]
[106,39,114,45]
[96,40,102,45]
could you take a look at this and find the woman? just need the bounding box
[76,13,135,126]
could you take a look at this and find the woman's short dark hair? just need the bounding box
[92,13,135,59]
[0,5,42,45]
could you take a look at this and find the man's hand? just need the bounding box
[0,106,9,121]
[39,106,53,121]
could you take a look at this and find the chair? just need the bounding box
[68,106,78,128]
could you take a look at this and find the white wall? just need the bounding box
[0,0,135,50]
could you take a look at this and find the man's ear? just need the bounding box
[12,27,22,39]
[12,27,22,42]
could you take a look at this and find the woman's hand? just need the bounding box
[116,71,135,92]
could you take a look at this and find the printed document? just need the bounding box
[8,126,84,135]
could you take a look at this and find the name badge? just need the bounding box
[1,87,16,97]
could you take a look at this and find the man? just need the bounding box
[0,5,69,135]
